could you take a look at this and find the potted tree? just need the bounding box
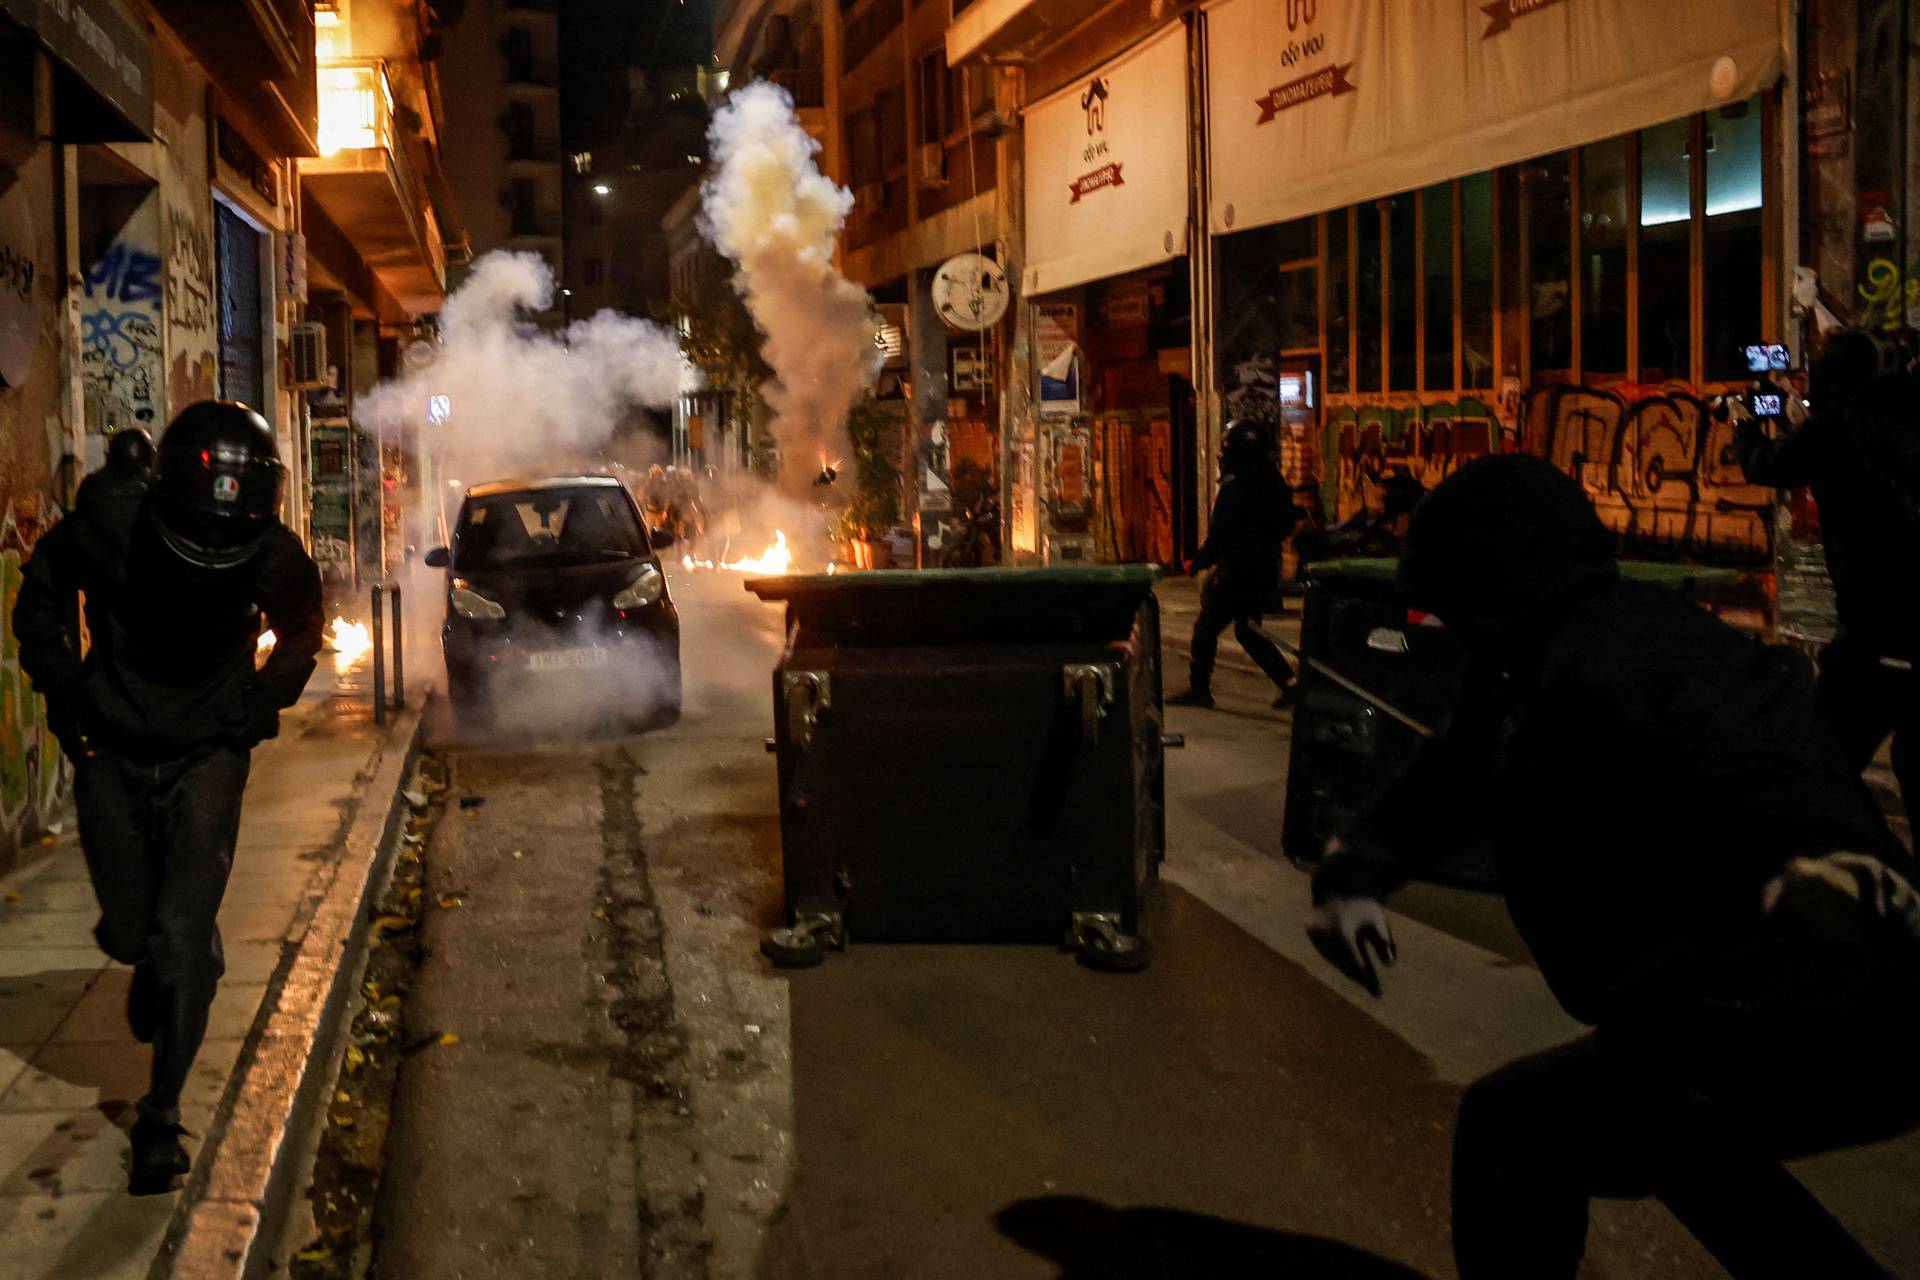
[831,401,903,569]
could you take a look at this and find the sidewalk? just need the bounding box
[0,648,410,1280]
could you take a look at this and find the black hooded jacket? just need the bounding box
[12,482,324,762]
[1192,469,1297,605]
[1735,370,1920,658]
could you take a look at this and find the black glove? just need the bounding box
[44,693,94,764]
[1307,896,1397,997]
[240,694,283,745]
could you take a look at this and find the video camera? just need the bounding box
[1710,342,1798,425]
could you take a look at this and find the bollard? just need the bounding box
[370,584,386,726]
[388,584,405,710]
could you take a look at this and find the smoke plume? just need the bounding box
[700,82,881,493]
[356,250,693,475]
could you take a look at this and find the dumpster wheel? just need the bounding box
[760,912,845,969]
[1070,913,1152,973]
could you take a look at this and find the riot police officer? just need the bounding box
[13,401,324,1194]
[1169,420,1301,709]
[74,426,156,507]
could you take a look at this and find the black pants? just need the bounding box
[75,745,250,1125]
[1453,1002,1919,1279]
[1188,574,1293,695]
[1821,636,1917,822]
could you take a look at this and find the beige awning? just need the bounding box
[1206,0,1786,236]
[1023,22,1191,295]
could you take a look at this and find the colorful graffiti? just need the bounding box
[1321,398,1511,522]
[1857,256,1920,331]
[1,496,66,865]
[81,239,165,428]
[1529,383,1771,563]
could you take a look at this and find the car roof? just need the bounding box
[464,475,627,499]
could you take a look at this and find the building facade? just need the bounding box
[0,0,462,872]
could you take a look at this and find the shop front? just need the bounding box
[1022,19,1194,566]
[1205,0,1788,595]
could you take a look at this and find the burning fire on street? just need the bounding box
[683,530,795,576]
[255,616,376,673]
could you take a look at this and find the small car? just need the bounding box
[426,476,681,732]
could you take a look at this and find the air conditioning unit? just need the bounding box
[286,322,331,389]
[915,142,948,187]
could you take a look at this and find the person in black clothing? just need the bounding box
[12,401,323,1195]
[1734,327,1919,821]
[74,426,156,507]
[1169,420,1300,710]
[1306,455,1920,1278]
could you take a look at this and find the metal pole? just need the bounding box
[370,584,386,726]
[389,584,404,710]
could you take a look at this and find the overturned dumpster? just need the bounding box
[743,567,1168,970]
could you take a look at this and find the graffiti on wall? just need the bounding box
[1,497,66,856]
[1530,383,1772,564]
[166,201,218,408]
[1322,398,1511,522]
[1856,256,1920,331]
[81,239,166,428]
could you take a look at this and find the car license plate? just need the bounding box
[526,647,610,672]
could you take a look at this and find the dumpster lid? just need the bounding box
[1305,557,1741,589]
[742,565,1161,601]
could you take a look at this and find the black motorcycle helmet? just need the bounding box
[104,426,156,476]
[1221,419,1277,479]
[1399,454,1617,636]
[151,400,286,569]
[1809,327,1882,410]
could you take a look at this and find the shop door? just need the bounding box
[216,204,265,410]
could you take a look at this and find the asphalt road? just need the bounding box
[363,570,1913,1279]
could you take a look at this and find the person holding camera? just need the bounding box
[1307,455,1920,1278]
[1168,420,1301,710]
[1735,328,1919,823]
[13,401,323,1194]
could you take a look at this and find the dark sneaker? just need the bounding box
[1167,688,1215,709]
[127,962,159,1044]
[128,1117,191,1195]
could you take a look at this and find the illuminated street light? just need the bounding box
[592,183,611,196]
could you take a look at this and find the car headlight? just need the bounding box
[450,584,506,621]
[612,563,665,610]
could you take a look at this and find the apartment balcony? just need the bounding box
[945,0,1112,66]
[150,0,317,153]
[300,59,447,317]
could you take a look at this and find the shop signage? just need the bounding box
[1480,0,1568,39]
[0,0,153,138]
[1207,0,1785,239]
[0,179,38,387]
[218,118,278,208]
[1023,23,1189,295]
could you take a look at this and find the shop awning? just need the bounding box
[0,0,152,140]
[1022,22,1190,296]
[1206,0,1785,237]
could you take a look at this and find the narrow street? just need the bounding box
[350,571,1920,1280]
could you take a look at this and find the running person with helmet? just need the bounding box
[12,401,323,1194]
[1169,419,1302,709]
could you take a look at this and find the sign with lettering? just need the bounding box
[1023,23,1189,295]
[0,0,153,138]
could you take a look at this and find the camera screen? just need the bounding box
[1744,343,1790,373]
[1750,393,1784,417]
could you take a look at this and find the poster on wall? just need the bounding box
[1049,425,1092,523]
[1036,303,1080,416]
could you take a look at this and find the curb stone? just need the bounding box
[153,705,424,1280]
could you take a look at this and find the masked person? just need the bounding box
[75,426,156,507]
[1169,420,1301,710]
[12,401,324,1194]
[1735,327,1919,823]
[1306,455,1920,1279]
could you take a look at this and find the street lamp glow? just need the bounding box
[592,183,611,196]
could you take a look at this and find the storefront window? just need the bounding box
[1461,173,1494,390]
[1581,137,1629,378]
[1357,201,1383,392]
[1526,153,1573,374]
[1213,218,1318,423]
[1326,211,1350,394]
[1389,195,1418,391]
[1424,183,1455,392]
[1704,97,1764,380]
[1640,116,1692,381]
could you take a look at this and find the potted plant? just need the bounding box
[831,401,904,568]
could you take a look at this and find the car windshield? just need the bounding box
[454,488,647,569]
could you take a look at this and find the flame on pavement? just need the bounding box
[721,530,792,575]
[329,617,373,667]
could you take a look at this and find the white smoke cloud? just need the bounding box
[356,250,694,475]
[700,81,881,493]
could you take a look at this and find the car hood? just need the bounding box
[457,557,652,612]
